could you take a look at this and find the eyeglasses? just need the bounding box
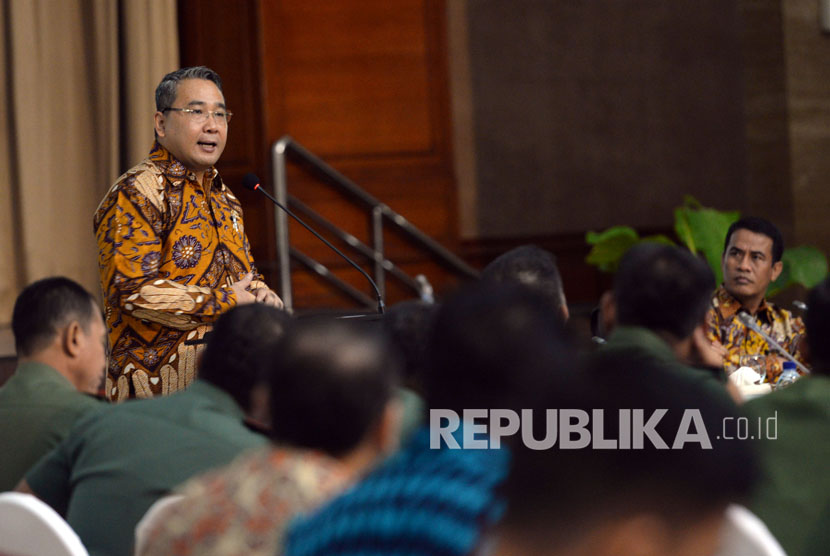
[163,107,233,125]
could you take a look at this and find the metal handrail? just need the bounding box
[271,135,479,311]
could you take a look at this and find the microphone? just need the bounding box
[242,173,385,314]
[736,311,810,374]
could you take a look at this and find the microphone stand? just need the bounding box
[737,312,810,374]
[245,176,385,314]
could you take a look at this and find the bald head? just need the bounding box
[267,320,401,457]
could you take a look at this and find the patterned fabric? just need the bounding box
[284,426,510,556]
[705,286,807,384]
[94,143,267,400]
[139,447,350,556]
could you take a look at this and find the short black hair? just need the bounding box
[155,66,223,112]
[503,351,757,548]
[12,277,97,357]
[198,304,288,412]
[481,245,566,318]
[724,217,784,263]
[426,282,573,413]
[268,319,400,457]
[381,299,437,392]
[805,277,830,375]
[614,243,715,339]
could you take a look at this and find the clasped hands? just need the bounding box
[229,272,284,309]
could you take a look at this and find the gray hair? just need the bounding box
[155,66,224,111]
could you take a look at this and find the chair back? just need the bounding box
[133,494,185,555]
[715,504,787,556]
[0,492,88,556]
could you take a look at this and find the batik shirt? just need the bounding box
[138,447,350,556]
[94,143,267,400]
[705,286,807,384]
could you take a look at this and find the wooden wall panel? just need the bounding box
[179,0,276,280]
[782,0,830,256]
[260,0,460,309]
[181,0,463,310]
[279,1,434,157]
[464,1,748,238]
[179,0,264,171]
[736,0,794,241]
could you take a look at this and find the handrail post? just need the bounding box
[372,205,385,299]
[272,137,293,312]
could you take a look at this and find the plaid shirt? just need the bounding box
[140,447,350,556]
[285,426,509,556]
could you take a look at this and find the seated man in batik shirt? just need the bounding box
[705,217,808,384]
[94,66,282,400]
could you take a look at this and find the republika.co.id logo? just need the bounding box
[430,409,778,450]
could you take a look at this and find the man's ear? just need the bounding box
[560,293,570,322]
[63,321,83,358]
[375,399,403,455]
[153,112,167,138]
[771,260,784,282]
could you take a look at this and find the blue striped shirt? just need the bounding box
[285,426,510,556]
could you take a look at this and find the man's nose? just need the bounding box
[203,114,220,131]
[737,253,751,270]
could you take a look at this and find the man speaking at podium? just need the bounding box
[94,66,282,401]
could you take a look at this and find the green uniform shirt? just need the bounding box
[25,380,268,556]
[0,361,103,491]
[602,326,731,400]
[745,376,830,556]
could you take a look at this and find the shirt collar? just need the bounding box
[714,285,776,323]
[184,380,246,420]
[148,141,221,189]
[606,325,678,363]
[12,361,79,391]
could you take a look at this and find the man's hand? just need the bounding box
[230,273,256,305]
[253,287,284,309]
[689,326,727,368]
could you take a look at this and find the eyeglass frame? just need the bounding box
[162,107,233,125]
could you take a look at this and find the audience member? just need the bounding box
[705,217,808,383]
[284,283,573,556]
[16,303,286,556]
[744,276,830,556]
[501,351,759,556]
[382,299,435,392]
[481,245,569,321]
[381,299,436,440]
[0,277,106,491]
[138,319,402,556]
[600,243,739,401]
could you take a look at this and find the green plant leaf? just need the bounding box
[673,197,738,285]
[682,194,703,210]
[585,227,640,273]
[674,207,695,253]
[769,246,829,297]
[586,226,638,245]
[640,234,677,246]
[584,228,678,273]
